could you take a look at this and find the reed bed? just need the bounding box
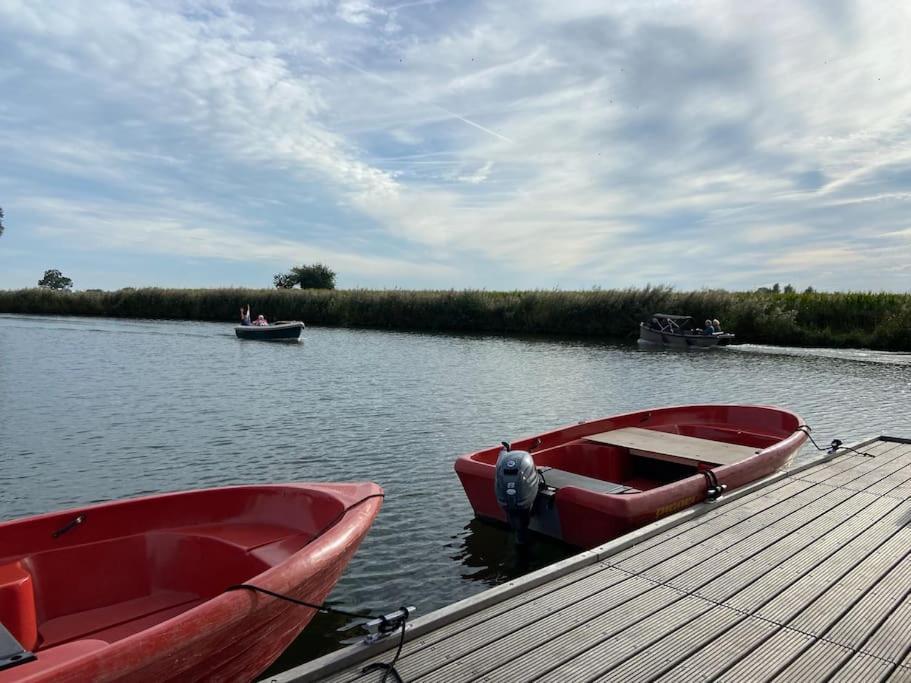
[1,286,909,350]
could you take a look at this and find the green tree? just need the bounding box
[783,283,795,294]
[273,272,297,289]
[293,263,336,289]
[38,269,73,291]
[273,263,336,289]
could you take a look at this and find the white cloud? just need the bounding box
[18,194,456,280]
[2,0,911,289]
[456,161,493,185]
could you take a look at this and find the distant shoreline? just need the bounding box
[1,286,909,351]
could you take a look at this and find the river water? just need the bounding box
[2,314,910,672]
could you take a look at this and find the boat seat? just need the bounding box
[538,468,639,494]
[167,523,301,551]
[38,590,200,648]
[0,561,37,652]
[585,427,759,467]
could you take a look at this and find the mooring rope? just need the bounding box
[797,425,876,458]
[225,491,410,682]
[227,584,410,682]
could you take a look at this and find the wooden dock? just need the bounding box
[268,436,911,682]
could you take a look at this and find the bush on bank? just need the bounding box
[1,286,909,350]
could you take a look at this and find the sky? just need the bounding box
[1,0,910,292]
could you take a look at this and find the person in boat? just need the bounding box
[713,319,722,333]
[253,314,269,326]
[703,319,716,335]
[240,305,252,326]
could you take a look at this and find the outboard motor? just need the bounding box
[494,442,541,544]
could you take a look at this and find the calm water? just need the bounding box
[2,314,911,672]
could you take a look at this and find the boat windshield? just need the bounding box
[651,314,693,332]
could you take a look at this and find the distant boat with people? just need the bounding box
[638,313,734,348]
[235,321,304,341]
[235,304,304,341]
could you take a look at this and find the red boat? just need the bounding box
[455,405,807,548]
[0,483,382,682]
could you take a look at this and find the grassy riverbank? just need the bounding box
[1,286,910,350]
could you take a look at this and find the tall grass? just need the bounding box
[1,286,909,350]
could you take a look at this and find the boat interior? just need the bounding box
[479,422,785,494]
[0,487,337,655]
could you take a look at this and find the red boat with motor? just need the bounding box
[455,404,807,548]
[0,482,382,682]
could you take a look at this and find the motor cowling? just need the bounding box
[494,443,541,544]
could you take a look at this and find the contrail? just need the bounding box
[337,59,514,144]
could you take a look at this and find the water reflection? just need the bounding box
[262,601,370,677]
[448,518,572,587]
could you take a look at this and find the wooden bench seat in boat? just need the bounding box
[538,467,640,494]
[584,427,760,467]
[38,590,202,647]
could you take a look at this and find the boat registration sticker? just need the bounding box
[655,495,697,519]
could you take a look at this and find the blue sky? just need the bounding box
[1,0,910,291]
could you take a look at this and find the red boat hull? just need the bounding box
[455,405,807,548]
[0,483,382,682]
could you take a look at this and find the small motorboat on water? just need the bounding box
[638,313,734,348]
[455,404,807,548]
[0,482,382,682]
[235,321,304,341]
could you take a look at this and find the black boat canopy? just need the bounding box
[651,313,693,321]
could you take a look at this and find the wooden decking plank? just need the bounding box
[617,486,848,581]
[797,441,902,482]
[829,652,895,683]
[416,581,678,683]
[772,639,854,682]
[825,580,911,652]
[718,628,816,682]
[861,463,911,496]
[790,447,883,483]
[886,662,911,683]
[608,479,818,568]
[885,478,911,500]
[770,531,911,639]
[383,568,635,678]
[589,604,744,682]
[822,454,911,495]
[802,442,907,487]
[724,498,906,613]
[644,617,779,682]
[694,494,897,606]
[539,602,738,683]
[322,564,627,683]
[611,482,828,571]
[886,670,911,683]
[498,590,707,683]
[585,427,758,466]
[659,488,860,593]
[395,561,608,646]
[758,520,911,625]
[850,592,911,663]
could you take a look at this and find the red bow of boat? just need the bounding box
[0,482,382,682]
